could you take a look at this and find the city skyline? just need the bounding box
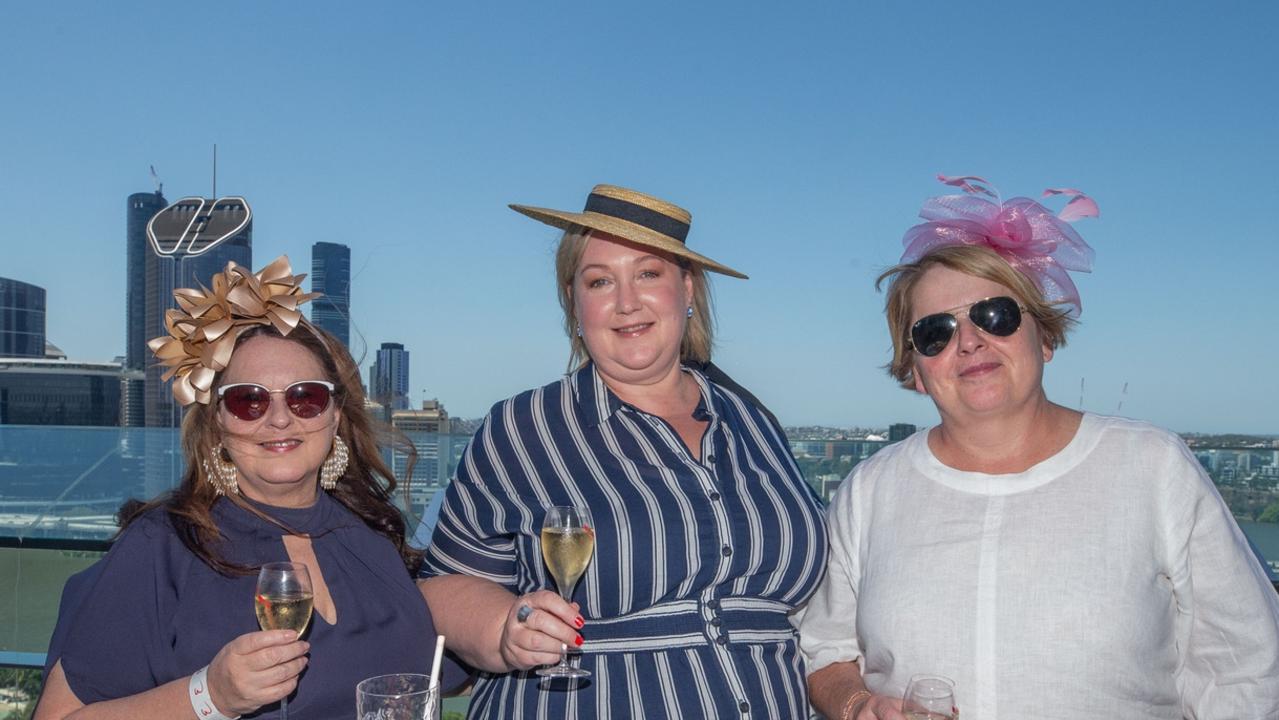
[1,3,1276,434]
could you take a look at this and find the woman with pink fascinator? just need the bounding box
[799,176,1279,719]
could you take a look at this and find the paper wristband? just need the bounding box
[189,666,239,720]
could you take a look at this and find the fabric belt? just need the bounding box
[582,597,797,653]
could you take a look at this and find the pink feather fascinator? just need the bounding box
[901,174,1099,316]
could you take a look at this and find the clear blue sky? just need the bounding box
[2,1,1275,434]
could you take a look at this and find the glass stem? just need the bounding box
[558,581,573,667]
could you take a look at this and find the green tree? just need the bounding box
[0,667,40,720]
[1258,502,1279,524]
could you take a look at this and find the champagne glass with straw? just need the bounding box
[354,637,446,720]
[255,562,314,720]
[536,505,595,678]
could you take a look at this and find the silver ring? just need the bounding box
[516,604,533,623]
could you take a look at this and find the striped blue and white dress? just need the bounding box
[422,362,829,719]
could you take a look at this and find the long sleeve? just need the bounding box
[1160,438,1279,718]
[797,468,865,674]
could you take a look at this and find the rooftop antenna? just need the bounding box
[212,144,217,198]
[1079,377,1085,410]
[149,164,163,195]
[1116,381,1129,415]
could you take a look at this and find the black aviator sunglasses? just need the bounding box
[908,296,1026,358]
[216,380,336,422]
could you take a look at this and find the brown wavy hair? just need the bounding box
[119,322,421,576]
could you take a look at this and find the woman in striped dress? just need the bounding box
[419,184,829,719]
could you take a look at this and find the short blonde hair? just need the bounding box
[876,245,1075,389]
[555,228,713,369]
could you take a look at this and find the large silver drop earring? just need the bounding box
[686,305,694,318]
[320,435,350,490]
[204,443,239,496]
[575,322,583,338]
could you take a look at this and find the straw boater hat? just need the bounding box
[509,184,748,279]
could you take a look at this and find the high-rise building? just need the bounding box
[124,191,168,426]
[390,399,453,510]
[0,277,46,358]
[126,191,167,371]
[889,423,918,442]
[310,242,350,347]
[143,196,252,427]
[370,342,410,412]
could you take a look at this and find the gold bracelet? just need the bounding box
[840,690,872,720]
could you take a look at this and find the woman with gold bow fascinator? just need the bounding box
[36,257,463,720]
[799,176,1279,720]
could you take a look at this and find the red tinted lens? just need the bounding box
[284,382,332,419]
[222,385,271,421]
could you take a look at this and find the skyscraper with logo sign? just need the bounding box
[144,196,252,427]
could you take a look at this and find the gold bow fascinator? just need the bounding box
[147,256,322,406]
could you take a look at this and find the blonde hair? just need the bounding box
[876,245,1075,389]
[555,228,713,369]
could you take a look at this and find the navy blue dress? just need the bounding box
[46,491,465,719]
[422,363,829,719]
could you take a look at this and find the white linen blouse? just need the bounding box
[798,413,1279,719]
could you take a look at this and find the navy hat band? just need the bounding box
[584,193,690,244]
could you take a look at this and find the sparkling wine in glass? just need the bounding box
[536,505,595,679]
[256,562,314,719]
[902,674,957,720]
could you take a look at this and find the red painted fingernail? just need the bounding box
[574,634,583,647]
[574,616,585,629]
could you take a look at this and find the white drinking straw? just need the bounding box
[428,635,446,693]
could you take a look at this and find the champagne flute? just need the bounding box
[255,562,314,720]
[536,505,595,678]
[902,674,957,720]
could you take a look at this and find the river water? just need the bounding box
[1239,521,1279,576]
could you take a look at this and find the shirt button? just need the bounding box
[716,634,728,645]
[706,454,717,464]
[709,491,722,501]
[706,599,719,610]
[711,617,722,627]
[739,701,750,713]
[721,545,732,557]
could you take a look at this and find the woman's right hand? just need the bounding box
[205,630,310,716]
[849,693,906,720]
[496,590,584,671]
